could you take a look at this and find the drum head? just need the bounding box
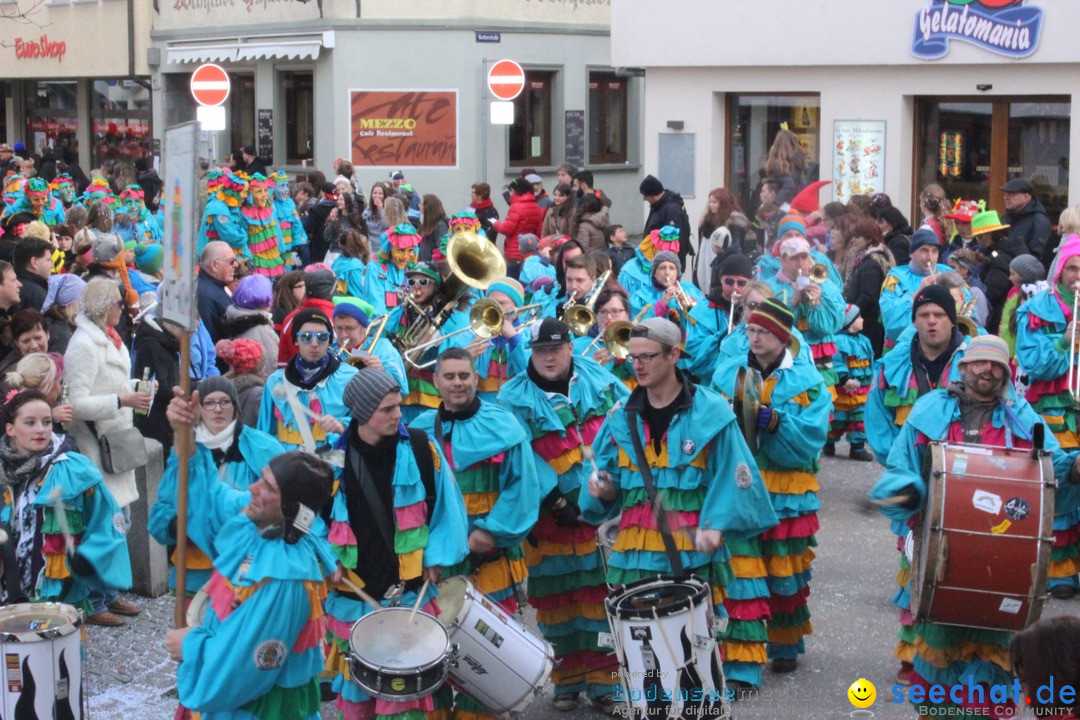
[350,608,449,670]
[609,576,709,620]
[0,603,81,640]
[598,516,621,550]
[436,576,471,627]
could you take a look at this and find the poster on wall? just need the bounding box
[349,90,458,168]
[832,120,886,203]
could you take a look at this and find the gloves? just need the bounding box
[895,484,921,511]
[550,495,581,528]
[756,405,781,433]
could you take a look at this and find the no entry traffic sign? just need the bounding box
[487,60,525,101]
[190,63,230,107]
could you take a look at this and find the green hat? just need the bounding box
[134,242,163,274]
[970,210,1011,237]
[405,261,442,286]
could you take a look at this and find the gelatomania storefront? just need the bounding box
[612,0,1076,230]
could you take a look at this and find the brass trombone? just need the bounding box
[339,314,390,368]
[407,297,504,369]
[560,270,611,336]
[580,306,650,357]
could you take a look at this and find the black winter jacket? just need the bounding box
[644,191,692,261]
[132,320,180,454]
[1003,197,1053,257]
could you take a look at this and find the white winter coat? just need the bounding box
[64,314,139,507]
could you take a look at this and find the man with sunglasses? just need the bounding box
[711,299,832,678]
[259,308,358,452]
[497,317,628,713]
[684,253,756,381]
[582,317,778,695]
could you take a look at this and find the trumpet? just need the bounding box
[668,282,699,325]
[580,306,650,357]
[809,263,830,284]
[957,316,979,339]
[560,270,611,336]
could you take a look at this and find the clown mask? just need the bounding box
[123,196,144,217]
[274,180,289,202]
[29,195,46,216]
[250,185,270,207]
[391,246,416,270]
[58,184,75,204]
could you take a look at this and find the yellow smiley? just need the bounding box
[847,678,876,709]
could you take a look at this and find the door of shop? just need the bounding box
[914,96,1070,226]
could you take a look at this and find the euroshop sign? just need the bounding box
[912,0,1043,60]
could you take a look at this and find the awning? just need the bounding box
[165,31,334,65]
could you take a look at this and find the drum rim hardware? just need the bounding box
[348,607,452,702]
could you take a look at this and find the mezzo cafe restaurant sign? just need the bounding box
[912,0,1043,60]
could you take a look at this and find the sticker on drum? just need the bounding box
[1004,497,1030,522]
[952,456,968,475]
[972,490,1002,515]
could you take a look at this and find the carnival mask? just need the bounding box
[58,184,75,204]
[391,246,416,270]
[29,195,46,215]
[123,197,143,216]
[250,185,270,207]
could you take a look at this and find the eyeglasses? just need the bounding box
[598,309,628,319]
[627,351,663,365]
[722,277,750,288]
[201,399,234,410]
[407,277,433,287]
[744,300,761,311]
[297,331,332,345]
[744,326,773,338]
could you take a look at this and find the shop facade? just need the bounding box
[150,0,644,214]
[0,0,153,171]
[612,0,1078,234]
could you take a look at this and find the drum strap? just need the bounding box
[625,409,685,577]
[347,443,396,558]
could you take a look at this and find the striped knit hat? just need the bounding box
[344,368,402,425]
[777,214,807,238]
[487,277,525,307]
[842,304,861,330]
[747,298,794,345]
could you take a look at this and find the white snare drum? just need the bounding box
[605,576,727,720]
[348,608,450,702]
[597,514,621,581]
[437,576,554,716]
[0,602,84,719]
[186,589,210,627]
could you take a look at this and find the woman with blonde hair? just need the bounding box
[381,196,408,236]
[6,352,72,428]
[764,129,807,206]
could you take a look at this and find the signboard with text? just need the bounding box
[160,122,200,332]
[912,0,1043,60]
[349,90,458,168]
[833,120,886,202]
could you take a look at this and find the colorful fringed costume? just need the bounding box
[362,224,421,315]
[712,347,832,667]
[271,170,307,268]
[149,425,284,596]
[497,356,628,702]
[258,358,358,452]
[243,174,286,277]
[572,335,637,391]
[829,329,874,450]
[580,377,779,688]
[879,262,953,346]
[12,177,65,226]
[760,273,845,393]
[411,399,544,720]
[120,184,163,243]
[617,226,679,299]
[385,295,468,424]
[198,171,248,256]
[51,173,77,209]
[869,386,1080,717]
[170,443,338,720]
[322,423,469,720]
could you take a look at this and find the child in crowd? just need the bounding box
[605,224,633,277]
[827,304,874,461]
[519,233,555,294]
[1010,615,1080,719]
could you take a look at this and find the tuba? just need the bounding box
[957,316,979,339]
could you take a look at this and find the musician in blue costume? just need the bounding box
[879,225,953,346]
[581,317,778,691]
[447,277,531,401]
[411,347,544,720]
[332,297,408,395]
[270,170,308,268]
[321,369,469,720]
[12,177,65,226]
[754,216,841,288]
[683,254,754,381]
[150,376,284,598]
[573,286,640,390]
[198,171,249,257]
[259,309,358,452]
[497,318,628,713]
[712,299,832,675]
[618,225,680,299]
[0,389,131,607]
[161,387,338,720]
[869,335,1080,717]
[531,238,587,320]
[361,223,420,316]
[628,250,706,318]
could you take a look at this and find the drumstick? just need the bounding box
[338,575,381,608]
[49,488,76,557]
[272,385,319,420]
[408,579,431,625]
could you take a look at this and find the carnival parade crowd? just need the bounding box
[2,130,1080,720]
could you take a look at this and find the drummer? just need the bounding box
[410,347,545,720]
[711,299,833,678]
[581,317,778,692]
[869,334,1080,718]
[321,368,469,720]
[162,386,337,719]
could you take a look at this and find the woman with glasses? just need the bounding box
[572,286,639,390]
[259,308,358,453]
[64,277,145,626]
[150,376,284,603]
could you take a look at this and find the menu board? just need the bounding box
[832,120,886,202]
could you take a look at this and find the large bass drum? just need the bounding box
[0,602,84,719]
[912,442,1054,631]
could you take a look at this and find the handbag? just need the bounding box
[86,421,148,474]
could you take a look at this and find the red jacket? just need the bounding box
[492,193,544,262]
[277,296,336,366]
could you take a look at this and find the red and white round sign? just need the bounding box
[487,60,525,101]
[190,63,230,107]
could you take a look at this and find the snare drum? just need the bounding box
[605,576,726,720]
[348,608,450,702]
[0,603,83,719]
[186,588,209,627]
[912,442,1055,632]
[437,576,554,715]
[596,514,621,580]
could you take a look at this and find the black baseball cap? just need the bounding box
[530,318,572,348]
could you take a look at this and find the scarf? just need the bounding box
[284,353,341,391]
[0,436,51,602]
[195,420,237,451]
[295,353,331,384]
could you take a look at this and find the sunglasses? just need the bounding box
[722,277,749,288]
[297,331,331,345]
[407,277,433,287]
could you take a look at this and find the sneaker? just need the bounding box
[823,442,835,457]
[86,610,125,627]
[590,694,620,716]
[107,598,143,616]
[552,693,579,712]
[896,661,915,686]
[771,658,798,673]
[849,446,874,462]
[1050,585,1079,600]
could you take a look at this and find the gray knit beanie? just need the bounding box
[652,250,682,277]
[344,368,402,425]
[197,376,240,410]
[1009,254,1044,285]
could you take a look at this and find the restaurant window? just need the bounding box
[589,72,627,164]
[90,79,152,168]
[281,71,314,165]
[509,70,554,168]
[915,97,1070,223]
[24,80,79,162]
[229,73,256,155]
[726,94,820,218]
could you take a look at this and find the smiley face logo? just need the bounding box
[847,678,876,709]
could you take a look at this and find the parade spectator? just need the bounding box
[572,169,611,209]
[1001,178,1053,258]
[919,184,950,246]
[492,177,544,279]
[362,181,391,244]
[303,182,337,262]
[469,182,500,238]
[41,273,85,355]
[0,310,51,387]
[605,224,633,278]
[574,192,610,251]
[271,269,306,333]
[526,172,552,209]
[214,338,267,428]
[842,216,894,357]
[221,274,279,377]
[763,129,807,206]
[132,301,180,455]
[541,182,575,240]
[641,174,692,266]
[14,236,53,311]
[417,194,449,262]
[195,241,236,345]
[875,205,914,267]
[277,268,336,365]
